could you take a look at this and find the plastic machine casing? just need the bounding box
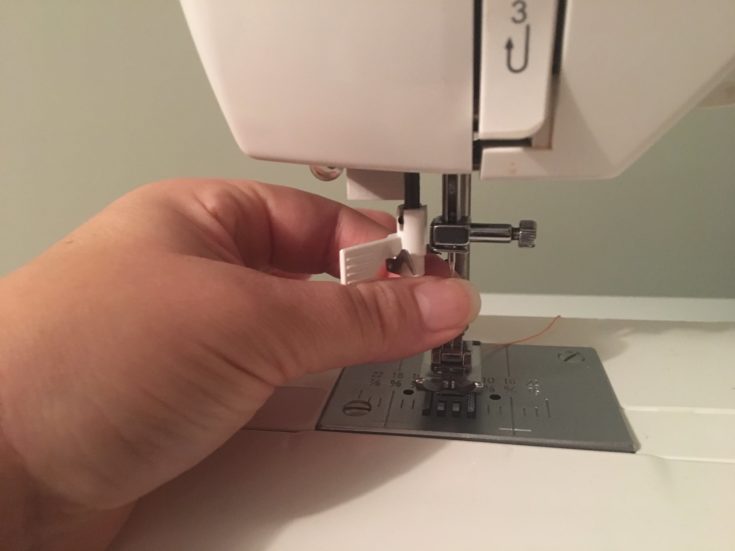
[180,0,735,186]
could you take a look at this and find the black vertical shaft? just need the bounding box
[403,172,421,209]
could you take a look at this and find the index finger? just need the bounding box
[202,180,397,277]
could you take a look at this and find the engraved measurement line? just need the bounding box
[386,390,396,421]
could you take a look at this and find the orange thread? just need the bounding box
[496,315,562,347]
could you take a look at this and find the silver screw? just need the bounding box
[342,399,372,416]
[513,220,537,248]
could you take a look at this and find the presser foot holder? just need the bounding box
[318,343,637,453]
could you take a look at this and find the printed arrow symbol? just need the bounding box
[505,24,530,73]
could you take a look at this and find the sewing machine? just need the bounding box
[111,1,735,549]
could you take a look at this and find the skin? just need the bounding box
[0,179,480,550]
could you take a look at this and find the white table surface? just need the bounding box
[111,295,735,551]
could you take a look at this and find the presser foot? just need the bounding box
[414,340,484,394]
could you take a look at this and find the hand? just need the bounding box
[0,179,480,550]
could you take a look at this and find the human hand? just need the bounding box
[0,179,479,550]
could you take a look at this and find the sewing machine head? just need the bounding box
[180,0,734,181]
[179,0,735,450]
[179,0,734,277]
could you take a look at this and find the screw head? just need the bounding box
[342,400,372,416]
[309,165,343,181]
[515,220,537,248]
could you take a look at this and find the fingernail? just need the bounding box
[413,278,481,332]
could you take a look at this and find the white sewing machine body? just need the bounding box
[180,0,735,185]
[109,1,735,549]
[112,299,735,550]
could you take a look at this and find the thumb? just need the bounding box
[257,276,481,378]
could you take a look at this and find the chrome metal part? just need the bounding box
[427,175,538,395]
[415,341,483,394]
[432,221,538,248]
[318,344,637,453]
[469,223,514,243]
[431,222,471,249]
[427,175,476,393]
[513,219,537,248]
[441,174,471,278]
[385,249,416,277]
[469,220,537,247]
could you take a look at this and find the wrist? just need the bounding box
[0,428,36,550]
[0,281,131,550]
[0,381,131,551]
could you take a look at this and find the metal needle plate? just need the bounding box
[318,344,637,453]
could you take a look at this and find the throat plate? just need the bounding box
[317,344,637,453]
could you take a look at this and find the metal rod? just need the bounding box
[442,177,458,223]
[441,174,471,279]
[403,172,421,209]
[439,174,473,363]
[469,223,514,243]
[417,174,481,394]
